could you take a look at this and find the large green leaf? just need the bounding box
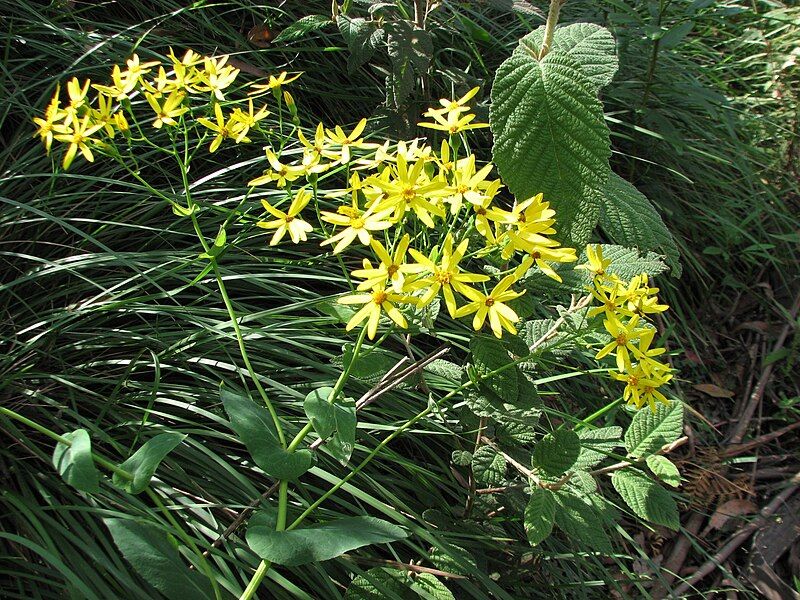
[221,389,312,480]
[517,23,619,91]
[646,455,681,487]
[574,426,623,470]
[470,335,517,402]
[53,429,100,494]
[599,173,682,276]
[532,429,580,476]
[104,519,215,600]
[303,387,357,465]
[490,44,611,245]
[246,513,407,566]
[554,492,613,552]
[524,487,556,546]
[624,401,683,458]
[113,432,186,494]
[611,469,680,530]
[472,445,506,486]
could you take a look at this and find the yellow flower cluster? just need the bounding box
[33,49,302,168]
[248,89,576,340]
[580,246,673,411]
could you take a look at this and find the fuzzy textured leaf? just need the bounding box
[53,429,100,493]
[273,15,331,43]
[222,389,312,480]
[246,513,407,566]
[472,446,506,486]
[600,173,682,276]
[519,23,619,91]
[625,401,683,458]
[345,567,412,599]
[554,492,613,552]
[470,335,517,402]
[574,426,623,470]
[524,487,556,546]
[114,432,186,494]
[532,429,580,476]
[412,573,455,600]
[611,469,680,530]
[646,455,681,487]
[490,47,611,245]
[104,519,214,600]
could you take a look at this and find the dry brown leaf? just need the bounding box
[708,499,758,531]
[693,383,736,398]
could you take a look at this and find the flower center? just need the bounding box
[485,297,495,307]
[372,290,387,304]
[285,215,294,223]
[615,333,628,347]
[628,375,639,386]
[434,270,451,285]
[402,187,416,201]
[476,207,486,216]
[387,264,399,276]
[457,184,468,194]
[351,217,365,229]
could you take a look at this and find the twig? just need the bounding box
[589,436,688,477]
[729,291,800,445]
[721,420,800,458]
[671,471,800,597]
[339,554,466,579]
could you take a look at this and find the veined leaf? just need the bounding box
[113,432,186,494]
[646,455,681,487]
[532,429,580,476]
[221,389,312,480]
[345,567,412,599]
[611,469,680,530]
[246,513,407,566]
[411,573,455,600]
[303,387,357,465]
[524,487,556,546]
[273,15,331,44]
[52,429,100,494]
[554,491,613,552]
[624,401,683,458]
[599,173,682,276]
[472,445,506,486]
[470,335,517,402]
[574,426,623,470]
[490,43,611,245]
[517,23,619,91]
[104,519,214,600]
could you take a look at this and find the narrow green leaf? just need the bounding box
[104,518,214,600]
[599,173,682,276]
[246,513,407,566]
[524,487,556,546]
[646,455,681,487]
[611,469,680,530]
[52,429,100,493]
[490,44,611,245]
[574,426,623,470]
[624,401,683,458]
[517,23,619,91]
[532,429,580,476]
[113,432,186,494]
[221,389,312,480]
[472,446,506,486]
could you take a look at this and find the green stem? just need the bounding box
[573,397,623,431]
[539,0,563,59]
[0,407,132,480]
[146,488,222,600]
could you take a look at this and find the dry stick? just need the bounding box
[200,345,450,557]
[729,291,800,445]
[588,436,689,477]
[339,554,466,580]
[671,471,800,598]
[721,420,800,459]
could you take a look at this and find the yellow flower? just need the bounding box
[249,71,303,95]
[145,90,188,129]
[588,277,635,320]
[595,315,650,372]
[256,188,314,245]
[63,77,91,124]
[369,154,446,227]
[406,234,489,317]
[121,54,159,84]
[443,154,495,214]
[230,98,270,142]
[351,234,420,293]
[320,196,394,254]
[196,55,240,101]
[612,363,672,411]
[197,103,247,152]
[418,110,489,135]
[454,274,523,338]
[249,149,308,187]
[423,86,480,119]
[325,118,373,164]
[93,65,135,101]
[338,284,411,340]
[576,244,611,279]
[53,114,103,170]
[33,85,65,153]
[298,123,340,167]
[623,273,669,316]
